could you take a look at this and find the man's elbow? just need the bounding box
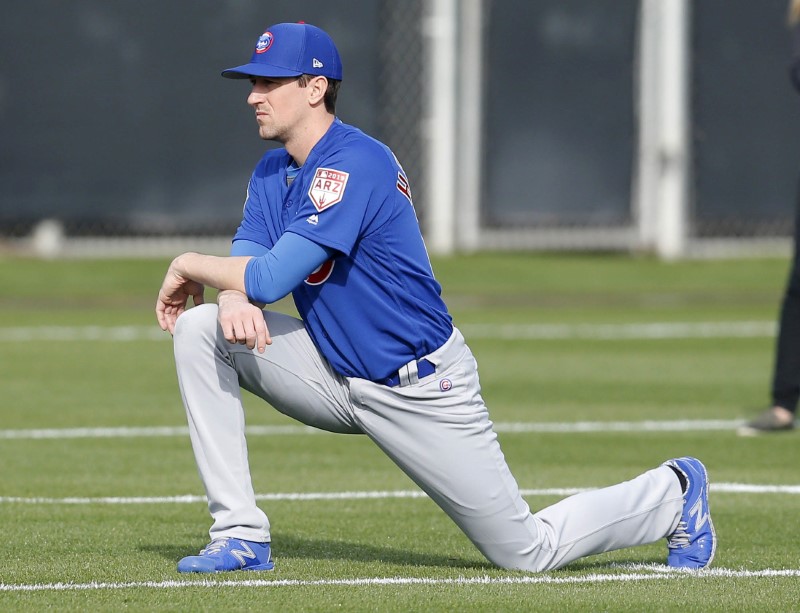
[247,284,291,305]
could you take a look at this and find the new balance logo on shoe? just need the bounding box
[689,491,710,533]
[229,542,257,565]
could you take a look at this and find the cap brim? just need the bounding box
[221,63,303,79]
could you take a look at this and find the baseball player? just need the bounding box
[156,22,716,573]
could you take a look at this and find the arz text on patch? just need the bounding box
[308,168,349,211]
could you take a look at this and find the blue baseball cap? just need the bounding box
[222,22,343,81]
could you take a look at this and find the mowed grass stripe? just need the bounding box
[2,482,798,505]
[0,321,778,343]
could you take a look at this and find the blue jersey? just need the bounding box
[233,120,453,381]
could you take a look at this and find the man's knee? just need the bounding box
[173,304,219,352]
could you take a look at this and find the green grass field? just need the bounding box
[1,253,799,611]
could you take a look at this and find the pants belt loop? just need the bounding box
[408,359,419,385]
[399,359,419,387]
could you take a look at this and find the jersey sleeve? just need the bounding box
[232,170,272,248]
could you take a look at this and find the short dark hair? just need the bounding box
[298,74,340,113]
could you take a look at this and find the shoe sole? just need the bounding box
[690,458,717,569]
[242,561,275,571]
[178,562,275,573]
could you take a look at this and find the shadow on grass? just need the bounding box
[566,555,667,572]
[139,538,664,574]
[140,534,491,571]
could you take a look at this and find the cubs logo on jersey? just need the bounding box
[305,259,335,285]
[308,168,349,211]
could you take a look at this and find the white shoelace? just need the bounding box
[667,521,690,549]
[199,538,231,556]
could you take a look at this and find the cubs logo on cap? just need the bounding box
[222,22,343,81]
[255,31,274,54]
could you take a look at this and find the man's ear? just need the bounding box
[308,76,328,106]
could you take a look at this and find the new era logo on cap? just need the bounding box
[221,22,343,81]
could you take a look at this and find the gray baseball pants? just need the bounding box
[172,303,683,572]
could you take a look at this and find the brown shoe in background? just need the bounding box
[738,406,796,436]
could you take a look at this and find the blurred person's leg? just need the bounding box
[741,174,800,434]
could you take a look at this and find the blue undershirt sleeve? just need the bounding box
[244,232,335,304]
[230,239,270,257]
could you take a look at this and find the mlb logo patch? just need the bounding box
[308,168,349,211]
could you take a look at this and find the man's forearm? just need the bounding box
[173,252,252,294]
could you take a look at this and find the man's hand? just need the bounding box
[156,256,205,334]
[217,290,272,353]
[155,252,252,335]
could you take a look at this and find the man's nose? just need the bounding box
[247,89,263,106]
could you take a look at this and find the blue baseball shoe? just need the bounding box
[177,537,274,573]
[663,457,716,569]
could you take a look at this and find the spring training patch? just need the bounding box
[308,168,349,211]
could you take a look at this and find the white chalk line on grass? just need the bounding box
[0,321,778,343]
[0,424,322,440]
[2,482,799,506]
[0,326,167,342]
[1,566,799,593]
[495,419,747,433]
[0,419,749,440]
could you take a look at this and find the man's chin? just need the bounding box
[258,129,280,142]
